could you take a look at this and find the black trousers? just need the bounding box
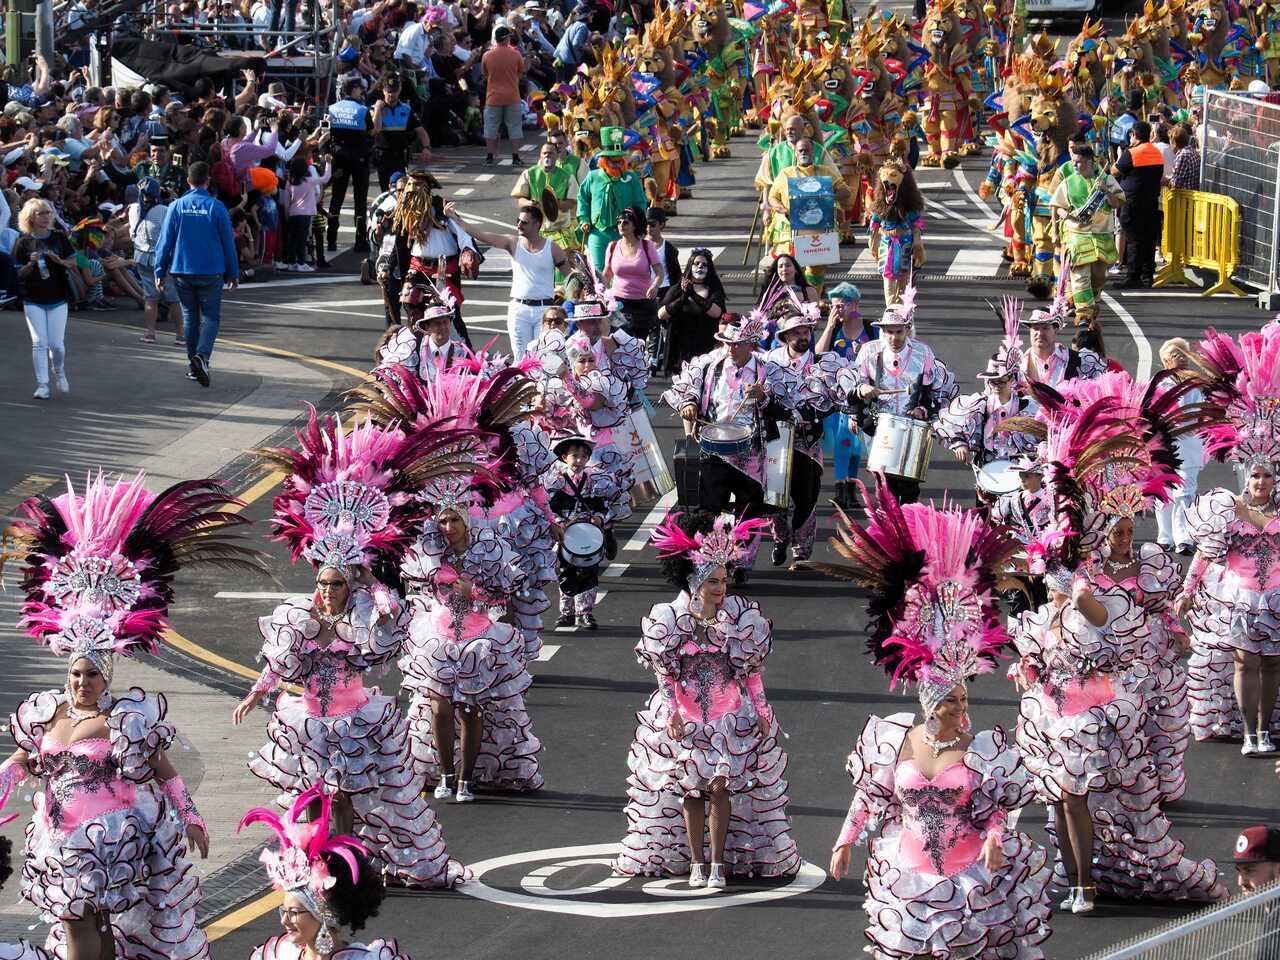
[377,155,408,192]
[1122,215,1159,285]
[381,273,402,327]
[700,456,765,522]
[885,472,921,505]
[328,160,370,238]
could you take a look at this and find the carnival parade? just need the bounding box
[3,0,1280,954]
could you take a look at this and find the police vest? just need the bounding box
[328,99,370,131]
[380,102,411,132]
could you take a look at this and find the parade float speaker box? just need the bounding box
[788,175,840,266]
[673,438,703,508]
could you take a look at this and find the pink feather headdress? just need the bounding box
[239,785,368,928]
[650,511,772,584]
[1,471,264,677]
[1193,320,1280,469]
[803,476,1017,717]
[256,406,487,571]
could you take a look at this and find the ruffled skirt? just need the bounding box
[23,793,207,960]
[0,944,51,960]
[1124,653,1192,802]
[401,617,529,708]
[1015,681,1148,802]
[613,691,800,878]
[1186,642,1280,740]
[405,689,543,791]
[1190,580,1280,656]
[500,501,556,658]
[862,826,1052,960]
[248,693,468,888]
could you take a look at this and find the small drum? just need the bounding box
[866,413,934,481]
[560,520,606,568]
[621,406,675,506]
[975,459,1021,498]
[764,421,795,510]
[699,422,753,457]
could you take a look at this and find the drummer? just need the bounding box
[547,434,626,632]
[989,453,1051,614]
[568,296,650,402]
[848,302,958,504]
[1020,303,1107,397]
[763,307,845,569]
[661,313,786,583]
[935,351,1037,504]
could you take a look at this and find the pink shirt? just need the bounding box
[282,162,333,217]
[606,238,659,300]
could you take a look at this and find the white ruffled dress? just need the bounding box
[247,591,468,888]
[838,714,1052,960]
[250,936,410,960]
[613,594,800,878]
[400,524,542,791]
[13,689,207,960]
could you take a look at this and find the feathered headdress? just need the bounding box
[239,785,369,948]
[802,475,1017,717]
[1191,320,1280,470]
[1028,256,1072,326]
[1,472,265,683]
[255,406,486,571]
[987,295,1024,379]
[650,511,772,588]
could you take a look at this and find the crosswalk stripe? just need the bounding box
[944,247,1008,278]
[536,645,560,661]
[454,187,474,196]
[475,173,495,183]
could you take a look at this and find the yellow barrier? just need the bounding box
[1154,188,1248,296]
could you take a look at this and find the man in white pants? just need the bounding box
[446,201,568,358]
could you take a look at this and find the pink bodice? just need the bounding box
[301,648,369,718]
[672,641,743,724]
[1224,520,1280,592]
[41,738,136,835]
[893,760,984,877]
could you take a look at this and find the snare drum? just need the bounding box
[699,422,753,457]
[559,520,606,568]
[764,421,795,510]
[866,413,934,481]
[621,407,675,505]
[975,459,1021,497]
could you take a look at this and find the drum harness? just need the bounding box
[700,355,781,453]
[850,345,935,436]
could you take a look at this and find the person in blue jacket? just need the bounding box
[153,161,239,388]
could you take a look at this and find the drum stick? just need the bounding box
[742,202,761,267]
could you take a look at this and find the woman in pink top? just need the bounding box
[221,115,280,182]
[603,206,661,364]
[280,153,333,272]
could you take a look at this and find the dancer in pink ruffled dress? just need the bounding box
[0,782,51,960]
[614,512,799,887]
[809,477,1053,959]
[236,410,471,887]
[1010,400,1225,913]
[1176,322,1280,750]
[399,476,540,800]
[241,786,413,960]
[1,472,265,960]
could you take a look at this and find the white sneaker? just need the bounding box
[688,863,707,888]
[54,371,69,394]
[32,384,49,400]
[1059,888,1079,910]
[277,263,295,272]
[297,263,316,273]
[1258,731,1276,754]
[1072,887,1096,914]
[454,780,475,802]
[707,863,726,889]
[433,777,453,800]
[1243,734,1258,756]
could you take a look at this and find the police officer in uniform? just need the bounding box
[326,77,375,254]
[372,73,431,191]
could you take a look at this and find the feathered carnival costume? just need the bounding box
[248,408,473,887]
[1181,320,1280,738]
[0,471,265,960]
[0,780,54,960]
[1002,402,1225,902]
[614,512,801,880]
[241,786,410,960]
[810,476,1053,960]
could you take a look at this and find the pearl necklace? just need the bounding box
[922,731,964,758]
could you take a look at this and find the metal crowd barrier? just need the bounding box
[1154,187,1248,297]
[1081,880,1280,960]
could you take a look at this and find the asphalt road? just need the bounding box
[3,17,1276,958]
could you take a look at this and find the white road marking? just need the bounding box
[225,299,384,320]
[917,180,952,190]
[1101,292,1154,380]
[535,645,560,660]
[602,563,630,577]
[454,187,474,196]
[944,248,1007,278]
[943,197,969,206]
[475,174,495,183]
[214,591,296,599]
[923,196,998,234]
[623,490,678,551]
[954,168,998,219]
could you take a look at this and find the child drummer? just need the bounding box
[547,434,627,631]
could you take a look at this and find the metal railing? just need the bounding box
[1082,880,1280,960]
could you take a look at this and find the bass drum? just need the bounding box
[866,413,934,481]
[620,407,675,506]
